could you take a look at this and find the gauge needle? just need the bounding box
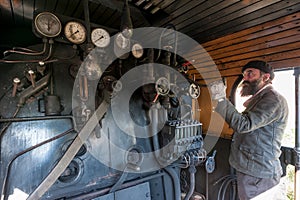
[47,21,50,31]
[95,36,104,42]
[70,30,79,37]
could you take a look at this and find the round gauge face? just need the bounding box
[155,77,170,96]
[132,43,143,58]
[64,21,87,44]
[189,83,200,99]
[115,33,130,49]
[91,28,110,47]
[34,12,62,38]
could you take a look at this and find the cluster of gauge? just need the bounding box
[33,11,143,58]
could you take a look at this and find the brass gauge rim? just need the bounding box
[131,43,144,58]
[64,21,87,44]
[34,12,62,38]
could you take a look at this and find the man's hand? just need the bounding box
[208,80,226,101]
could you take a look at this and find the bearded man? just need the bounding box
[211,60,289,200]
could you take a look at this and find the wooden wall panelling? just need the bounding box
[191,51,300,81]
[185,12,300,80]
[208,29,300,61]
[180,25,299,67]
[213,41,300,64]
[202,13,300,49]
[199,14,300,58]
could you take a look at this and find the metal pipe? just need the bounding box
[183,165,196,200]
[294,67,300,200]
[83,0,91,43]
[164,166,181,200]
[3,38,48,56]
[0,115,74,123]
[17,73,50,107]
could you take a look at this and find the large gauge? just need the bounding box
[91,28,110,48]
[64,21,87,44]
[34,12,62,38]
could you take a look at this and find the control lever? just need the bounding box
[17,74,50,107]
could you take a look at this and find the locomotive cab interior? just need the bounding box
[0,0,299,200]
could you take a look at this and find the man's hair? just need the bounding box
[242,60,275,80]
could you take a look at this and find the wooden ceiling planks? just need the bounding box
[155,0,209,27]
[192,0,300,43]
[152,0,300,48]
[203,13,300,49]
[175,0,241,32]
[187,12,300,81]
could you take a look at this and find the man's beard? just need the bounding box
[240,77,262,97]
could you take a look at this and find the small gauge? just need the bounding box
[132,43,143,58]
[64,21,87,44]
[115,33,130,49]
[189,83,200,99]
[155,77,170,96]
[91,28,110,47]
[34,12,62,38]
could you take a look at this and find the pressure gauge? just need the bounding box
[189,83,200,99]
[64,21,87,44]
[91,28,110,48]
[34,12,62,38]
[132,43,143,58]
[155,77,170,96]
[115,33,130,49]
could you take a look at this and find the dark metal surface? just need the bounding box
[0,34,206,199]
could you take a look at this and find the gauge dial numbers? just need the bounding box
[189,83,200,99]
[64,21,87,44]
[34,12,62,38]
[91,28,110,48]
[131,43,143,58]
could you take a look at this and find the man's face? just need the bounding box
[240,68,264,97]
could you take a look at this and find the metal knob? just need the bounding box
[12,77,20,97]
